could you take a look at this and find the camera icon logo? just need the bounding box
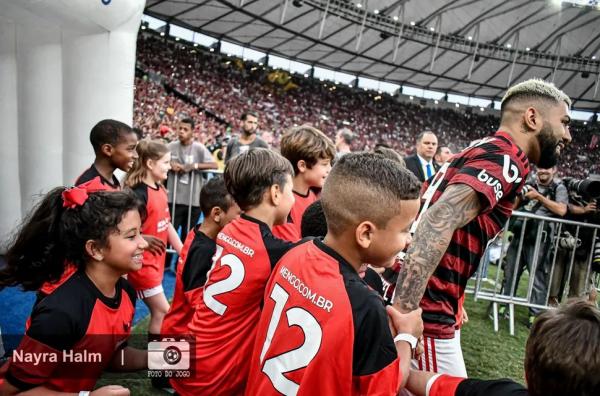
[148,339,190,370]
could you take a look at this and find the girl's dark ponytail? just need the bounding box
[0,187,67,291]
[0,187,145,291]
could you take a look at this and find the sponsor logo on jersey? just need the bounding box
[280,266,333,312]
[217,232,255,257]
[502,154,522,184]
[157,219,169,233]
[477,169,504,201]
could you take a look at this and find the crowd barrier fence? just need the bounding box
[165,170,223,258]
[471,210,600,335]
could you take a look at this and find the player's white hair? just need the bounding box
[501,78,571,109]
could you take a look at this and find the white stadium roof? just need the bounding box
[144,0,600,113]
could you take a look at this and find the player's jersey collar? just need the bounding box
[293,189,312,198]
[494,130,530,169]
[313,238,359,275]
[91,164,120,189]
[240,213,270,229]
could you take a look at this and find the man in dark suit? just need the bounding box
[404,130,440,182]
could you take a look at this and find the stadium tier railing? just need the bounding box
[472,210,600,335]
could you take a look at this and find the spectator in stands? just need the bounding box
[393,79,572,377]
[404,131,440,182]
[434,145,453,166]
[335,128,355,158]
[499,166,568,327]
[224,111,268,163]
[167,117,217,243]
[260,130,274,148]
[406,300,600,396]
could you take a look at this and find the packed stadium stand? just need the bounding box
[134,33,599,177]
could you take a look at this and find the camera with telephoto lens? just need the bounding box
[148,338,190,370]
[519,184,533,200]
[557,231,582,250]
[593,236,600,273]
[562,176,600,200]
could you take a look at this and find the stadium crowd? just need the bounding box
[134,33,600,178]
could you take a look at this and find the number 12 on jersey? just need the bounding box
[259,283,323,396]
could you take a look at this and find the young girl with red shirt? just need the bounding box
[125,140,182,338]
[0,187,149,395]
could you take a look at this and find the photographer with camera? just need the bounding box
[549,175,600,305]
[499,166,568,327]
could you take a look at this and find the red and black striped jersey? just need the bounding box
[172,214,296,396]
[272,189,318,242]
[5,271,135,392]
[245,239,400,396]
[128,182,170,290]
[161,226,216,338]
[75,164,121,191]
[416,131,529,338]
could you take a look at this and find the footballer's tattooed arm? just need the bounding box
[393,184,482,313]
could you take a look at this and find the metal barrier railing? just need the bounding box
[472,210,600,335]
[165,170,223,258]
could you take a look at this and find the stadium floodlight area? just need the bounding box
[169,24,195,42]
[422,89,446,100]
[447,94,471,106]
[572,110,597,121]
[313,66,337,83]
[469,97,493,108]
[289,60,312,75]
[266,54,311,75]
[268,54,293,71]
[334,71,356,86]
[402,85,425,98]
[313,67,356,86]
[193,32,218,48]
[359,77,383,91]
[221,41,248,59]
[142,14,167,31]
[556,0,600,9]
[241,47,266,63]
[379,81,401,95]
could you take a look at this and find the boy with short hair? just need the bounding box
[161,176,241,339]
[272,124,336,242]
[172,148,298,396]
[301,199,385,297]
[406,300,600,396]
[76,119,139,189]
[246,152,424,396]
[40,119,167,296]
